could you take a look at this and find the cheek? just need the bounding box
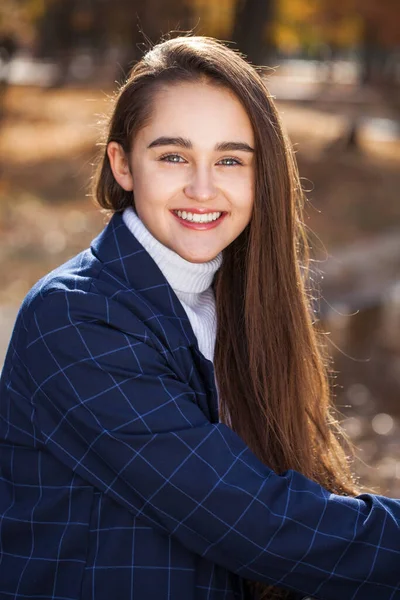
[132,169,163,208]
[135,163,183,201]
[229,185,254,230]
[233,177,254,212]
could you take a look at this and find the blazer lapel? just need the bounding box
[91,213,196,347]
[90,213,219,423]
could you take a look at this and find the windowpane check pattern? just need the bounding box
[1,214,399,600]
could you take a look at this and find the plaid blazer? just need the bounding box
[1,213,399,600]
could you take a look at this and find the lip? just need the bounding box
[170,209,227,230]
[172,208,224,214]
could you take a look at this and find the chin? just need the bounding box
[177,248,220,264]
[186,257,213,264]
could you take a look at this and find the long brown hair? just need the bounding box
[93,35,357,599]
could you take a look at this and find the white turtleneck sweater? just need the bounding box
[123,207,222,363]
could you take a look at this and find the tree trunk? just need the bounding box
[232,0,275,65]
[118,0,194,76]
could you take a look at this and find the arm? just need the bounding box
[25,291,400,600]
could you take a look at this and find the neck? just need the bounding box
[122,207,222,294]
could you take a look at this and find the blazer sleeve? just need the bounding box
[24,290,400,600]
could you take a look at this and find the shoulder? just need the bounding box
[18,247,153,348]
[11,217,194,368]
[20,247,101,324]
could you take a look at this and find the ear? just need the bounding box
[107,142,134,191]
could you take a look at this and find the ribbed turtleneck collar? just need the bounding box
[122,207,222,294]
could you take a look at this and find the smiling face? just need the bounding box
[107,81,255,263]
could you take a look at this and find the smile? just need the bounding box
[173,210,222,223]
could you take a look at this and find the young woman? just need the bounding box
[0,36,399,600]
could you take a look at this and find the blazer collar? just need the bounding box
[90,212,198,349]
[90,212,219,424]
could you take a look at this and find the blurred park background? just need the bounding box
[0,0,399,495]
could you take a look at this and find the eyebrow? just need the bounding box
[147,136,255,153]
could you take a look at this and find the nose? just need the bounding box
[184,165,218,202]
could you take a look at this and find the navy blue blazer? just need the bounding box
[1,213,399,600]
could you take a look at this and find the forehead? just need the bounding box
[137,81,254,146]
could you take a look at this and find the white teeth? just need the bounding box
[174,210,222,223]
